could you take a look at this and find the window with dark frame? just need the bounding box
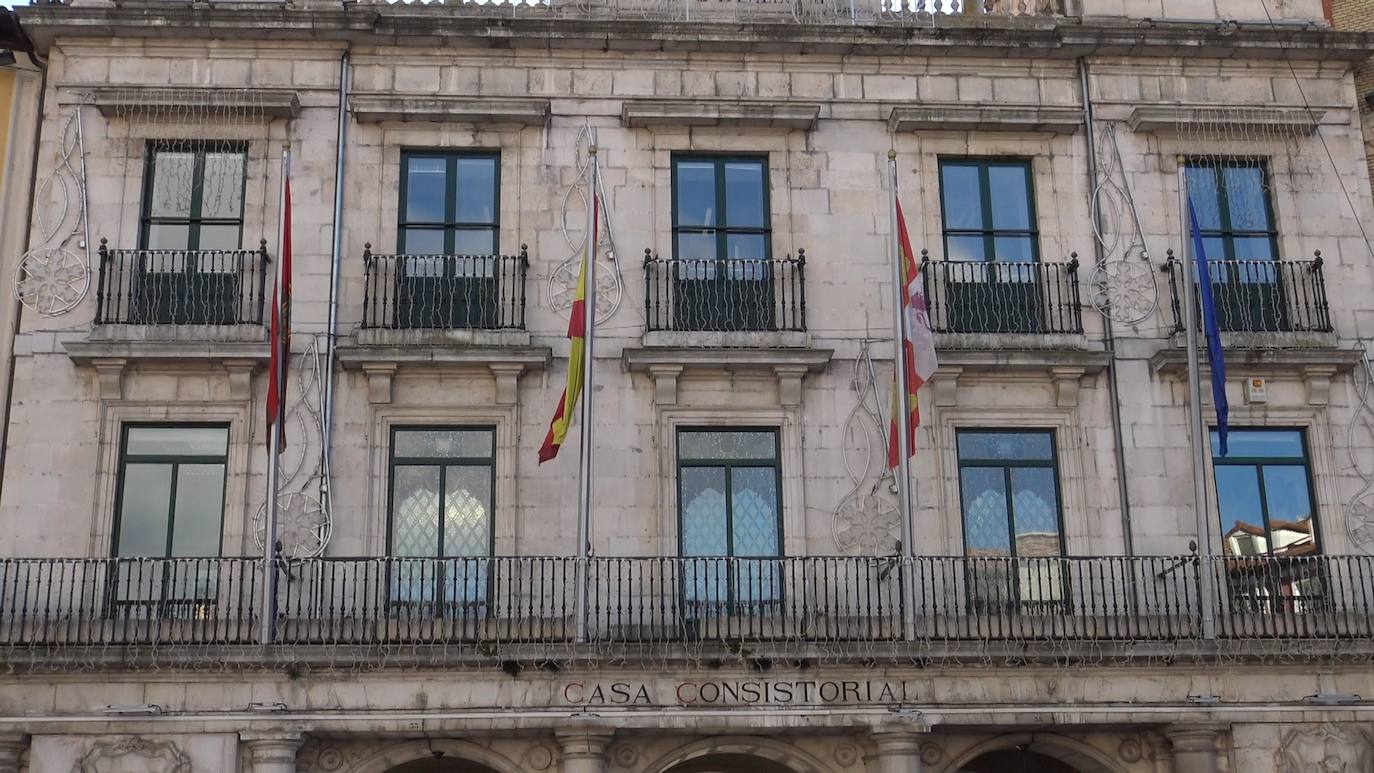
[399,151,500,258]
[955,429,1065,611]
[112,424,229,614]
[387,427,496,616]
[670,156,775,331]
[140,142,247,252]
[677,428,782,616]
[1184,160,1279,262]
[938,158,1039,264]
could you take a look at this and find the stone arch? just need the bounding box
[642,736,836,773]
[940,733,1127,773]
[344,739,524,773]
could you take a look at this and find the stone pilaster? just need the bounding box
[243,732,304,773]
[0,734,26,773]
[1166,725,1225,773]
[556,730,613,773]
[871,728,925,773]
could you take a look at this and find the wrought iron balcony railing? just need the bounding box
[362,246,529,331]
[1162,251,1333,335]
[0,555,1369,660]
[94,239,271,326]
[643,252,806,333]
[920,254,1083,335]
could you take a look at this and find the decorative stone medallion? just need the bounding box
[1117,736,1143,763]
[1275,723,1374,773]
[831,743,859,767]
[919,741,944,765]
[523,744,555,770]
[611,744,639,768]
[73,737,191,773]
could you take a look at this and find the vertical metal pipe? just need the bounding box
[321,50,350,538]
[1178,165,1217,641]
[886,152,917,642]
[574,131,599,643]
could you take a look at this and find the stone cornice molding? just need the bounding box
[337,343,551,404]
[623,346,831,406]
[350,94,550,125]
[889,104,1084,134]
[80,86,301,119]
[622,99,821,130]
[1128,105,1328,134]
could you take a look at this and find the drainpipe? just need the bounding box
[1079,57,1135,556]
[320,50,350,540]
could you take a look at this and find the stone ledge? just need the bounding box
[1149,345,1362,376]
[889,105,1084,134]
[622,346,832,405]
[79,86,301,119]
[64,339,270,365]
[621,100,821,130]
[926,348,1111,408]
[353,328,533,348]
[350,95,550,125]
[641,330,810,349]
[336,343,551,404]
[932,332,1093,353]
[87,324,267,345]
[1128,105,1328,134]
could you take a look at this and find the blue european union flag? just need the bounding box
[1187,198,1229,456]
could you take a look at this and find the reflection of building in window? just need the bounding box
[1211,428,1319,558]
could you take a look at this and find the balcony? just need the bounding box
[362,246,529,332]
[1,555,1369,667]
[1162,252,1332,336]
[94,239,271,328]
[920,255,1083,337]
[644,253,806,336]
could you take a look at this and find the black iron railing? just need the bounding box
[94,239,271,326]
[644,252,806,333]
[362,245,529,331]
[1163,251,1333,334]
[0,555,1370,651]
[920,253,1083,335]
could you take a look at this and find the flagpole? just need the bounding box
[1178,165,1217,641]
[887,152,917,643]
[262,145,289,646]
[574,132,599,643]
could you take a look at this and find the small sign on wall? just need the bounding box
[1245,377,1267,404]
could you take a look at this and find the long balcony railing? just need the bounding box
[1163,251,1333,334]
[94,239,271,326]
[1,555,1369,658]
[644,252,807,333]
[362,246,529,331]
[920,254,1083,335]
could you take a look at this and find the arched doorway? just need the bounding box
[960,749,1081,772]
[382,758,501,773]
[666,754,796,773]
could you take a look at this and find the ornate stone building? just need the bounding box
[0,0,1372,771]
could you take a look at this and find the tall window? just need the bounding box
[677,429,781,615]
[1213,429,1319,557]
[140,142,246,251]
[396,152,501,329]
[388,427,495,615]
[956,430,1064,610]
[937,159,1042,333]
[1184,160,1286,331]
[112,425,228,613]
[671,156,773,331]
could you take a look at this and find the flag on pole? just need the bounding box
[266,163,292,451]
[539,189,598,464]
[1187,197,1229,456]
[887,200,938,469]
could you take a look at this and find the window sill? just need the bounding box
[336,339,551,405]
[63,339,268,401]
[1149,344,1362,405]
[622,345,832,406]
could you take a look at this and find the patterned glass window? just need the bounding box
[112,425,228,614]
[1212,429,1319,557]
[956,429,1064,611]
[677,428,781,616]
[140,142,247,251]
[388,427,495,615]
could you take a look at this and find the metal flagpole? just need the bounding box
[887,152,917,642]
[262,146,289,646]
[1177,165,1217,641]
[574,131,599,643]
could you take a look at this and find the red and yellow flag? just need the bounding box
[266,170,292,451]
[539,191,598,463]
[887,199,938,469]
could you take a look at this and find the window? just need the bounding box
[112,425,228,614]
[396,152,501,329]
[1184,160,1287,331]
[956,430,1064,611]
[671,156,774,331]
[140,142,247,251]
[1213,429,1319,558]
[388,427,495,615]
[677,429,781,615]
[937,159,1043,333]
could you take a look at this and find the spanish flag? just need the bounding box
[538,190,598,463]
[266,160,292,451]
[887,199,938,469]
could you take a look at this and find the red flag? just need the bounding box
[887,199,938,469]
[266,173,291,451]
[539,189,597,463]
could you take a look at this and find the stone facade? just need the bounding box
[0,0,1372,771]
